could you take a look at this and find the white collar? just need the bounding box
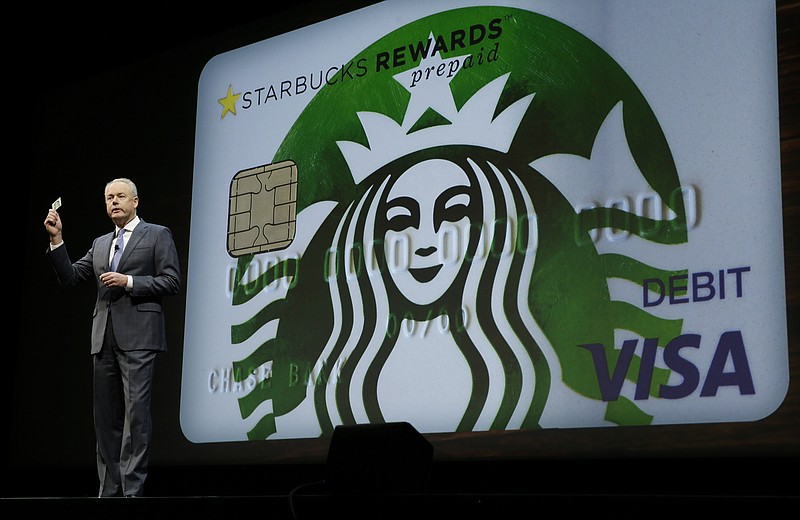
[116,215,141,236]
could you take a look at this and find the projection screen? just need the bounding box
[180,0,786,443]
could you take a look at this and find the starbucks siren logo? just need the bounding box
[228,7,689,439]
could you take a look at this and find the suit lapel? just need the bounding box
[103,232,116,270]
[117,220,148,271]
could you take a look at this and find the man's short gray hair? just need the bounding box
[106,178,138,198]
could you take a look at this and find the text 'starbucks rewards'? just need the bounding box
[180,0,787,442]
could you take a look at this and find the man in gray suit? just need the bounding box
[44,178,181,498]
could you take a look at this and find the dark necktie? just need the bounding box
[111,230,125,271]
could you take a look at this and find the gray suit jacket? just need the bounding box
[47,219,181,354]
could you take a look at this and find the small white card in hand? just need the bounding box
[51,197,62,210]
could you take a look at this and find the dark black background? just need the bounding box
[8,0,798,501]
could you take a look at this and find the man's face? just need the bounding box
[383,159,472,305]
[105,181,138,226]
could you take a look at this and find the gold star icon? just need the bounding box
[218,85,241,119]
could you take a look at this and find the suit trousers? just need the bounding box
[94,313,157,497]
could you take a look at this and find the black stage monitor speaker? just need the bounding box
[326,422,434,495]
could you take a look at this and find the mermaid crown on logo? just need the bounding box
[337,72,534,184]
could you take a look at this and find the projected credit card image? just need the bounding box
[181,0,787,443]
